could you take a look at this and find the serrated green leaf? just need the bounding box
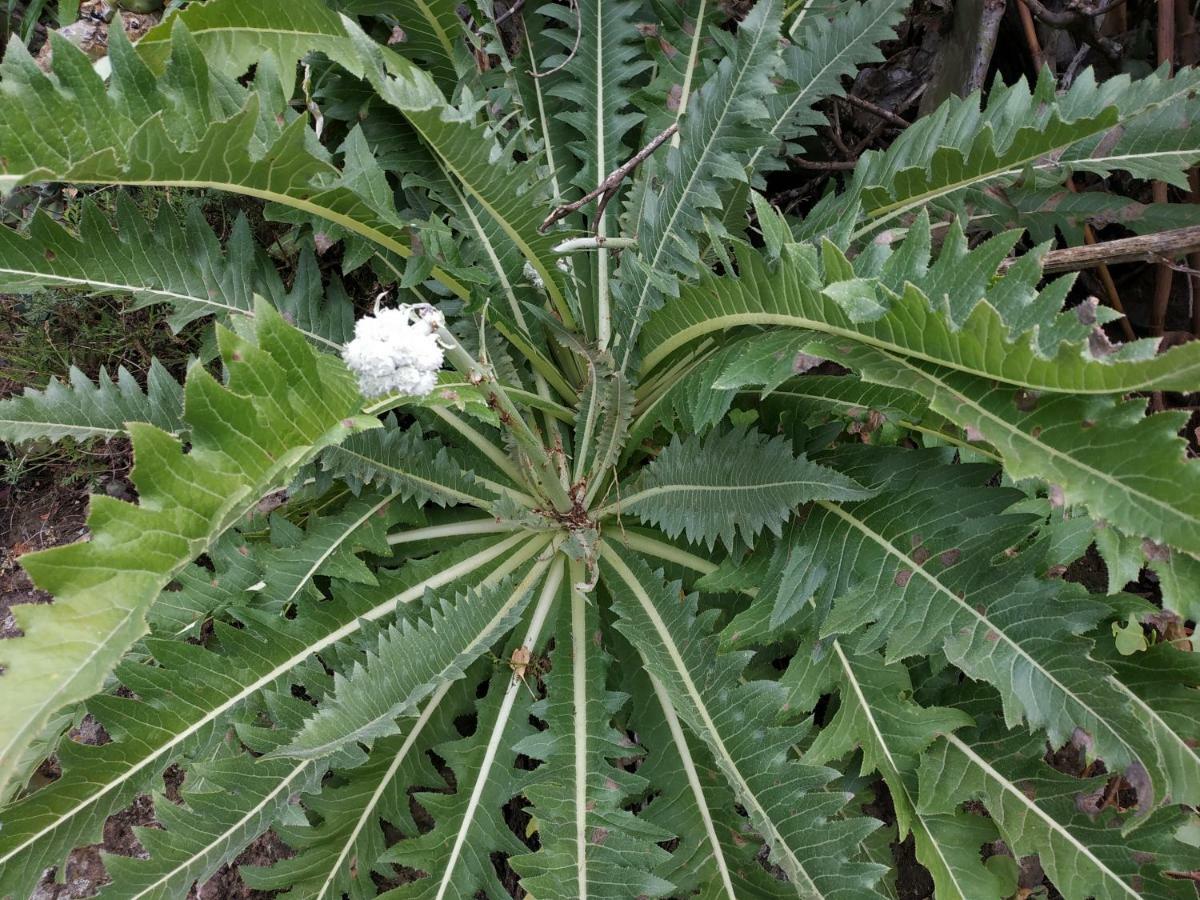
[640,240,1200,395]
[376,560,565,898]
[280,560,550,759]
[0,301,365,797]
[510,567,676,898]
[0,533,540,900]
[607,424,873,550]
[612,0,783,370]
[829,344,1200,559]
[0,359,182,444]
[800,649,1002,900]
[601,546,887,897]
[920,722,1198,900]
[0,19,466,297]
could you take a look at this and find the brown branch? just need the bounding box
[539,122,679,232]
[1016,0,1045,71]
[1016,0,1124,59]
[1017,0,1128,27]
[493,0,526,27]
[839,93,911,129]
[1002,225,1200,274]
[791,157,857,170]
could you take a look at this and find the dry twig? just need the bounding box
[839,93,910,129]
[539,122,679,232]
[1000,225,1200,274]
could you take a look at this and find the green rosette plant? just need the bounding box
[0,0,1198,896]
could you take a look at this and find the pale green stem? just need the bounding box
[440,327,575,513]
[633,339,716,408]
[363,382,574,423]
[553,236,638,253]
[594,0,612,352]
[567,558,592,897]
[582,463,615,509]
[434,556,565,900]
[388,519,519,546]
[646,672,738,898]
[312,682,452,900]
[671,0,708,149]
[432,406,527,487]
[609,530,729,580]
[785,0,812,37]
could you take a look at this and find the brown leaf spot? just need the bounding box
[1073,297,1099,326]
[1132,851,1156,865]
[590,827,609,846]
[1091,124,1125,159]
[666,83,683,112]
[894,569,912,587]
[939,548,962,567]
[1141,539,1170,562]
[912,546,931,566]
[1081,419,1096,429]
[313,231,336,255]
[1014,390,1039,412]
[1124,762,1152,816]
[1075,783,1107,816]
[44,249,56,262]
[985,630,1000,642]
[1089,328,1118,357]
[793,352,825,374]
[1071,727,1095,755]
